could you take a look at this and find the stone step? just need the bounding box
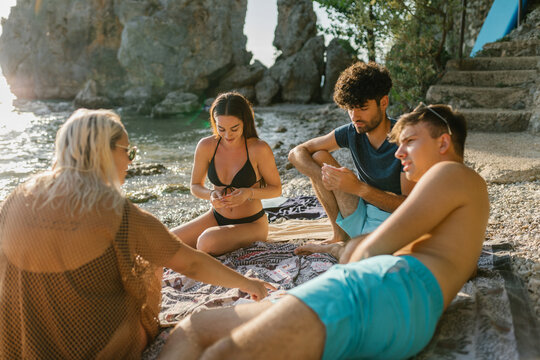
[439,70,537,87]
[477,39,540,57]
[446,56,539,71]
[457,108,531,132]
[426,85,529,109]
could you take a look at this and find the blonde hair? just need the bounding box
[24,109,127,215]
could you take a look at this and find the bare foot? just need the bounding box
[320,227,349,244]
[294,242,344,259]
[320,237,344,244]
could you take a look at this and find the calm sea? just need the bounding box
[0,93,294,227]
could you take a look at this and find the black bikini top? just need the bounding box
[207,137,262,192]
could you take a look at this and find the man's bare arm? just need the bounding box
[348,162,488,261]
[322,167,412,213]
[288,131,339,178]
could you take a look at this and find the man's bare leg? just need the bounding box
[158,301,273,360]
[200,295,325,360]
[309,150,358,243]
[294,234,369,264]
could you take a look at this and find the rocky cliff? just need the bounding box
[0,0,354,115]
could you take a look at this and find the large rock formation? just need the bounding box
[116,0,252,106]
[0,0,340,109]
[321,39,357,103]
[0,0,124,101]
[0,0,254,112]
[255,0,324,105]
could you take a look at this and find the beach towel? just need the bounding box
[142,197,539,359]
[265,195,326,222]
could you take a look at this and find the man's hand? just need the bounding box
[321,163,363,195]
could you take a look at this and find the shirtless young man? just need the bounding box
[158,104,490,360]
[288,62,415,244]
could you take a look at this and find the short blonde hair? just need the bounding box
[26,109,127,215]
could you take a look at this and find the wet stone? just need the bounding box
[126,163,167,178]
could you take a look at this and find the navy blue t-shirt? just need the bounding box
[334,119,402,195]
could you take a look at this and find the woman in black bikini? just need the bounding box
[172,92,282,255]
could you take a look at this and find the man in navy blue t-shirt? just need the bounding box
[289,62,415,243]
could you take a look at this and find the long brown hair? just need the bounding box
[209,92,259,139]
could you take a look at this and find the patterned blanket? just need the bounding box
[142,239,539,359]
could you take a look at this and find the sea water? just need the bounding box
[0,99,293,227]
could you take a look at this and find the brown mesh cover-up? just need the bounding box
[0,187,182,359]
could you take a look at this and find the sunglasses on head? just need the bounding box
[416,102,453,136]
[116,144,138,161]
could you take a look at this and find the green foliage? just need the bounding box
[314,0,401,61]
[386,1,460,114]
[314,0,461,114]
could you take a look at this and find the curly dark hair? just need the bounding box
[333,62,392,109]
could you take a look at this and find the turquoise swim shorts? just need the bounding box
[335,198,390,238]
[288,255,443,360]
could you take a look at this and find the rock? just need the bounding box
[322,39,357,103]
[122,86,155,114]
[255,75,280,105]
[117,0,251,98]
[152,91,201,117]
[74,80,112,109]
[234,86,256,103]
[215,61,266,94]
[273,0,317,57]
[162,184,190,194]
[114,0,161,24]
[0,0,253,105]
[126,163,166,178]
[0,0,125,100]
[270,36,325,103]
[204,97,215,109]
[128,192,158,203]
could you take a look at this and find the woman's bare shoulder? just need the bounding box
[247,137,272,153]
[197,136,219,150]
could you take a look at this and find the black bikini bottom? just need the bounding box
[212,209,266,226]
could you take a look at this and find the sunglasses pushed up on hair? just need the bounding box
[416,102,453,136]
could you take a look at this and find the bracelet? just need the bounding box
[210,190,216,199]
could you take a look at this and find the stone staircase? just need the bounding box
[426,11,540,133]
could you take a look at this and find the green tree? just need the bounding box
[314,0,400,61]
[314,0,461,113]
[385,0,460,113]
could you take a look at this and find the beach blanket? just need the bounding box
[142,197,539,359]
[265,195,326,222]
[158,242,337,326]
[143,240,539,359]
[414,240,540,359]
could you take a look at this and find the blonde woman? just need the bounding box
[172,92,282,255]
[0,108,273,359]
